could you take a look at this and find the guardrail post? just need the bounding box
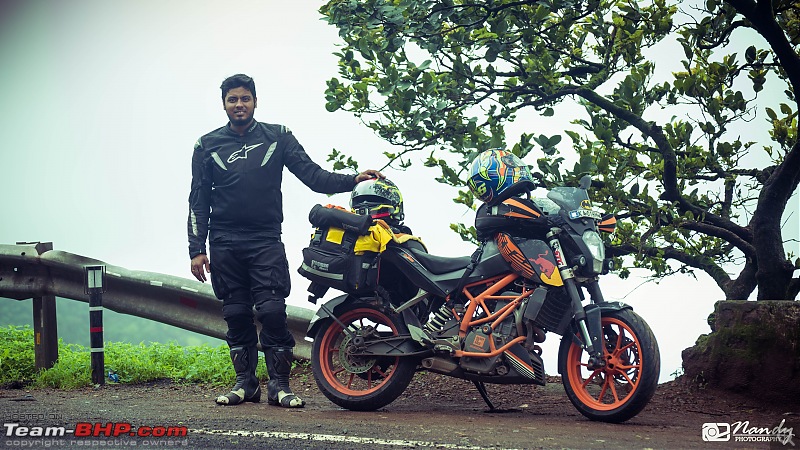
[85,265,106,385]
[17,241,58,371]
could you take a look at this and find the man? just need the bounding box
[188,74,382,407]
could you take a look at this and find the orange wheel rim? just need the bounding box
[566,317,643,411]
[318,308,401,396]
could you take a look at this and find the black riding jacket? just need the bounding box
[188,120,356,259]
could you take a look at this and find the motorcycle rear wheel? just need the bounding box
[558,308,660,423]
[312,305,417,411]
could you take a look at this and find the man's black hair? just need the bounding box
[220,74,256,101]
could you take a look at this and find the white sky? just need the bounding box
[1,0,797,383]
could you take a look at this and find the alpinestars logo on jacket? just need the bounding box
[227,142,265,163]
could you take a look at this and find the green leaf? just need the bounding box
[766,107,777,120]
[745,45,756,64]
[547,135,562,148]
[397,80,413,90]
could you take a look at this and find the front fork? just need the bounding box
[547,229,606,369]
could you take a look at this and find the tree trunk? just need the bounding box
[752,142,800,300]
[723,259,757,300]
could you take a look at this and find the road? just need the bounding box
[3,372,793,450]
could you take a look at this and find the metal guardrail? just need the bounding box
[0,243,315,360]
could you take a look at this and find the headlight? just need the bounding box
[582,230,605,273]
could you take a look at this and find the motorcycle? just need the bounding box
[299,175,660,423]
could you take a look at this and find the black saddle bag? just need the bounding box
[298,205,379,296]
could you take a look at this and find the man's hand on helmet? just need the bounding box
[355,169,384,183]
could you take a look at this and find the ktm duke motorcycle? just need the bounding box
[300,176,660,423]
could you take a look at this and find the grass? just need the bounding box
[0,325,296,389]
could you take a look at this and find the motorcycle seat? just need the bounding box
[408,248,471,275]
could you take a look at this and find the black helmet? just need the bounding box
[350,178,404,223]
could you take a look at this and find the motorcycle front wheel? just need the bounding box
[558,308,660,423]
[311,305,417,411]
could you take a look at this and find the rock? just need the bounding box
[682,300,800,404]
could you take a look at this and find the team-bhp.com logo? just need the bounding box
[4,421,188,438]
[702,420,795,445]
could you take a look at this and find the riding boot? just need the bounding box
[265,347,305,408]
[215,345,261,405]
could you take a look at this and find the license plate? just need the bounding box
[568,209,602,220]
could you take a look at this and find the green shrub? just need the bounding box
[0,325,37,386]
[35,343,92,389]
[0,326,261,389]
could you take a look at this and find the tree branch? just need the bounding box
[726,0,800,90]
[680,221,755,258]
[610,243,736,295]
[570,86,756,246]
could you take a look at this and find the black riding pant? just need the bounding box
[208,230,296,350]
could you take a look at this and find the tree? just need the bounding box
[320,0,800,300]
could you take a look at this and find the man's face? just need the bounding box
[223,87,257,127]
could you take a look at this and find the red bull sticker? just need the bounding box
[528,249,563,286]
